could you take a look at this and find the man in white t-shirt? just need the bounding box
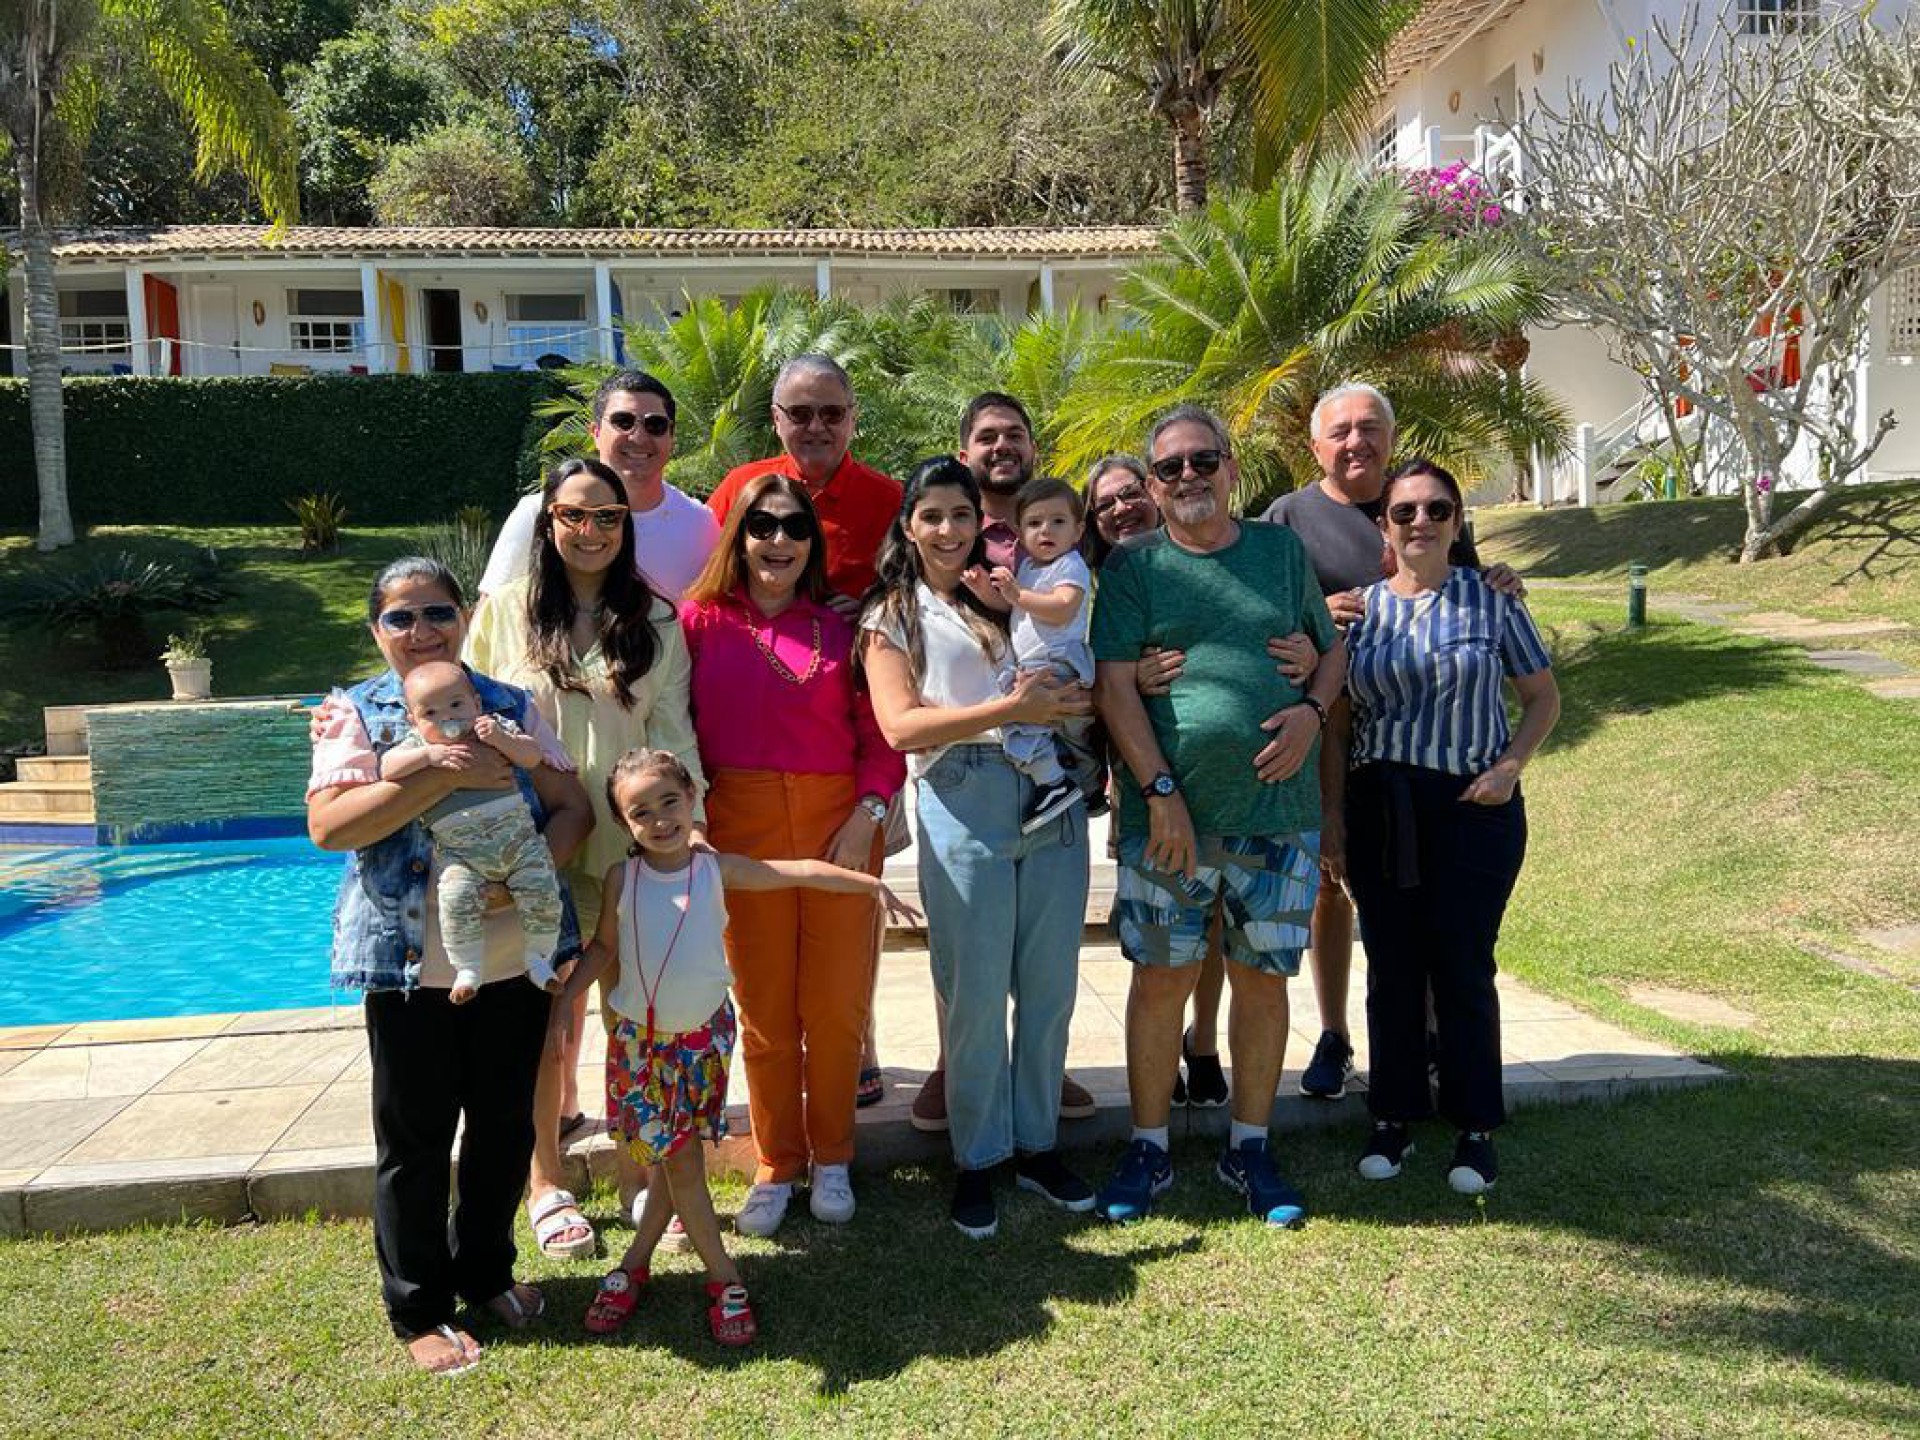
[479,370,720,602]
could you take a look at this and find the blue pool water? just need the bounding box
[0,838,352,1027]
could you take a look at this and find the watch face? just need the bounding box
[1147,774,1175,797]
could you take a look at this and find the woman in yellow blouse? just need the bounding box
[466,456,705,1260]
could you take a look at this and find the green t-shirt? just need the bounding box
[1091,522,1336,839]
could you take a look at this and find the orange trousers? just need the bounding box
[705,768,881,1184]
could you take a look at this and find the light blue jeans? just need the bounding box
[915,744,1090,1171]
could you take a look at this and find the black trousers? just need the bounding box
[1346,762,1527,1133]
[364,977,550,1339]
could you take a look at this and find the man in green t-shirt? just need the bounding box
[1090,404,1344,1229]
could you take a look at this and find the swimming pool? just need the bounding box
[0,838,351,1028]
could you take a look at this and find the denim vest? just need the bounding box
[327,667,579,993]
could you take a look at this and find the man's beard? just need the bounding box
[977,457,1032,495]
[1165,490,1219,527]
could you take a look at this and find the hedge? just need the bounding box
[0,372,564,528]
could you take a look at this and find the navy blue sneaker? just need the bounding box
[1095,1138,1173,1224]
[1299,1029,1354,1099]
[1217,1139,1307,1228]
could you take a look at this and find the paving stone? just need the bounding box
[250,1156,376,1222]
[0,1187,24,1239]
[0,1024,72,1051]
[0,1038,210,1102]
[274,1081,374,1151]
[154,1030,360,1094]
[1860,923,1920,958]
[23,1175,252,1235]
[0,1097,131,1171]
[54,1014,231,1047]
[1627,984,1758,1030]
[1801,648,1912,678]
[220,1006,361,1036]
[61,1084,324,1165]
[1867,678,1920,701]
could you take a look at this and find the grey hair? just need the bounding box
[368,556,464,622]
[1310,382,1396,439]
[774,352,855,402]
[1086,453,1149,493]
[1147,404,1233,457]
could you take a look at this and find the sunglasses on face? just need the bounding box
[1149,449,1226,484]
[376,603,461,633]
[774,402,851,429]
[1386,499,1458,525]
[743,509,816,543]
[603,411,672,436]
[1091,484,1149,517]
[549,502,630,532]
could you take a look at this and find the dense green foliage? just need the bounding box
[0,373,555,527]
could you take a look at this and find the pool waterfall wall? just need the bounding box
[87,700,312,843]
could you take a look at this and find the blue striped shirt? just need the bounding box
[1346,568,1552,776]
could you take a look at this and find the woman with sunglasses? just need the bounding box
[1320,459,1560,1197]
[307,556,593,1375]
[467,456,705,1260]
[677,475,906,1236]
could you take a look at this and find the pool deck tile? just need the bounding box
[0,939,1726,1236]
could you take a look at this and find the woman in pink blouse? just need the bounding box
[681,474,906,1238]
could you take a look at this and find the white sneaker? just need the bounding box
[808,1163,856,1224]
[734,1181,792,1238]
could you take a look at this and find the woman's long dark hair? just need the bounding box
[857,456,1005,685]
[526,457,659,708]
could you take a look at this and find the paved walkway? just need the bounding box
[0,928,1721,1236]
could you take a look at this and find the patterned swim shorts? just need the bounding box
[1113,831,1320,977]
[605,1000,736,1165]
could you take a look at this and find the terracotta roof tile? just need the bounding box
[1385,0,1531,87]
[34,224,1161,263]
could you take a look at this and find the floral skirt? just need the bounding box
[605,1001,736,1166]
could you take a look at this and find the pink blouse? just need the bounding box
[681,593,904,803]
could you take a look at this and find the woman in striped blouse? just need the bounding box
[1322,459,1560,1196]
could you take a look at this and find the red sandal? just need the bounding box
[705,1281,757,1347]
[583,1265,648,1335]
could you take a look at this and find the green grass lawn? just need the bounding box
[2,574,1916,1434]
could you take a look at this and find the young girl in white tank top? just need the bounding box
[549,747,917,1347]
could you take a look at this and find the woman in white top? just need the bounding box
[858,456,1095,1240]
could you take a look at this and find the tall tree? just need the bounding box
[0,0,298,550]
[1045,0,1409,212]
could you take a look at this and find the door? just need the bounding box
[189,284,240,375]
[423,288,464,372]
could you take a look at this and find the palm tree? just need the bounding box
[1,0,297,550]
[1045,0,1411,212]
[1049,157,1569,503]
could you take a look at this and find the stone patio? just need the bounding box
[0,934,1722,1237]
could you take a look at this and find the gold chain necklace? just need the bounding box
[750,611,823,686]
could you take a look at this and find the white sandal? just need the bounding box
[527,1189,596,1260]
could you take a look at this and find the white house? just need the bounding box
[1,225,1148,383]
[1377,0,1920,502]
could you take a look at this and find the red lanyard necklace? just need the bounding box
[628,855,697,1054]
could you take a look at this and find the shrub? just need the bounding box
[0,372,562,529]
[289,492,348,553]
[413,511,494,605]
[8,549,229,625]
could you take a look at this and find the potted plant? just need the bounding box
[161,624,213,701]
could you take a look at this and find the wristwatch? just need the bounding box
[1140,771,1179,800]
[858,794,889,824]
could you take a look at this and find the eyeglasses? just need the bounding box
[548,503,630,532]
[1386,499,1458,525]
[376,603,461,634]
[774,402,851,429]
[1149,450,1226,484]
[744,509,816,543]
[1091,484,1149,517]
[603,411,672,436]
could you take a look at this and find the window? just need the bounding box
[505,292,588,363]
[942,287,1001,316]
[1372,113,1399,170]
[1738,0,1818,35]
[1886,266,1920,358]
[287,289,366,353]
[59,291,130,356]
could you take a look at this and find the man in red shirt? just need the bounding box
[705,354,901,615]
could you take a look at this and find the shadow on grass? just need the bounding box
[1486,498,1744,576]
[1541,614,1815,753]
[521,1167,1200,1396]
[1309,1052,1920,1421]
[1801,487,1920,582]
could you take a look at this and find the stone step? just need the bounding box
[14,756,91,784]
[0,781,95,817]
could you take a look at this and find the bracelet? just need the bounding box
[1298,695,1328,728]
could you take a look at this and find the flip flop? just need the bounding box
[855,1066,885,1109]
[558,1111,591,1145]
[706,1281,758,1348]
[584,1265,648,1335]
[483,1282,544,1330]
[528,1189,596,1260]
[407,1324,480,1377]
